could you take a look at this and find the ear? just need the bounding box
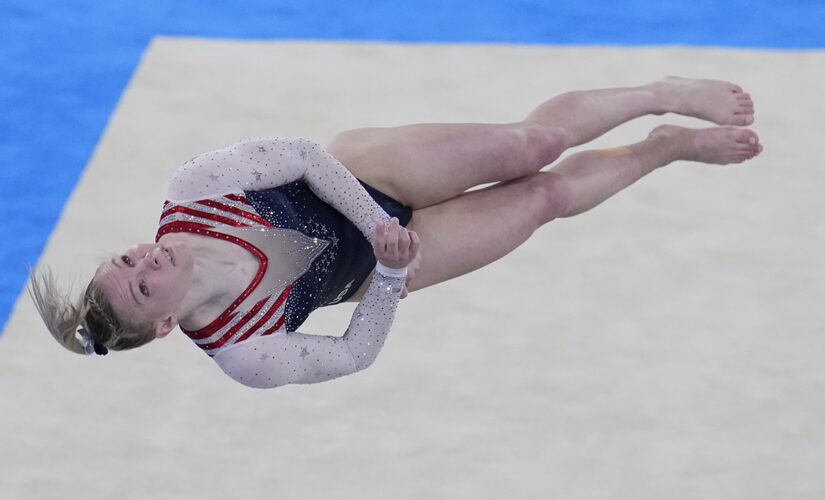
[154,314,178,339]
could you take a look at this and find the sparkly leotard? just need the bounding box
[158,137,410,388]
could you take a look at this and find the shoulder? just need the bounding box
[165,139,273,202]
[167,137,328,201]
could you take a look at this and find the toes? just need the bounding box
[734,129,760,145]
[734,137,763,160]
[732,112,754,126]
[734,92,755,124]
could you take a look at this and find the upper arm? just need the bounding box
[213,331,359,389]
[167,137,389,241]
[166,138,312,203]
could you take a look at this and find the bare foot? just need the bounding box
[649,124,763,165]
[651,76,755,126]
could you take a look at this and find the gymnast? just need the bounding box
[30,76,761,389]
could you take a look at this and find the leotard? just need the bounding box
[156,137,411,389]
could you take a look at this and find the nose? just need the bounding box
[141,246,163,270]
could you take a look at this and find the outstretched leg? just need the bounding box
[524,76,755,150]
[400,125,761,292]
[329,77,755,209]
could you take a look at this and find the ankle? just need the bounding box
[639,130,681,168]
[643,81,670,116]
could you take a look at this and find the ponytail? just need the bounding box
[27,266,90,354]
[28,266,156,355]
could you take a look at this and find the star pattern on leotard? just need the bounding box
[251,169,263,181]
[299,346,310,359]
[257,145,267,153]
[259,352,271,361]
[299,150,309,161]
[208,173,220,181]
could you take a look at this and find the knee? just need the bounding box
[529,171,572,223]
[325,130,363,165]
[326,128,386,167]
[519,123,567,168]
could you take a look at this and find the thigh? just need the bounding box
[402,173,553,292]
[326,122,536,210]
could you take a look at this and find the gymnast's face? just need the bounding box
[95,242,194,336]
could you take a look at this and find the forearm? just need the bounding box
[212,268,406,389]
[341,269,406,370]
[301,143,391,243]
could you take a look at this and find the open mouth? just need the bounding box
[163,246,175,266]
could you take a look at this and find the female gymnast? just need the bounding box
[30,76,761,389]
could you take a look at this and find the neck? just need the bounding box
[160,233,243,329]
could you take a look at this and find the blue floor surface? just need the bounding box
[1,0,823,332]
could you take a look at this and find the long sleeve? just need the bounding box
[166,137,390,242]
[212,271,406,389]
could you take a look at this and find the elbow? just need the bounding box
[351,353,379,373]
[218,363,288,390]
[346,339,385,374]
[229,373,286,390]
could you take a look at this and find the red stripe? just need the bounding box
[196,199,273,227]
[234,285,291,344]
[233,306,280,345]
[156,221,212,243]
[159,205,250,228]
[259,314,287,338]
[160,200,173,218]
[203,323,282,357]
[182,311,238,340]
[224,193,251,205]
[197,296,270,351]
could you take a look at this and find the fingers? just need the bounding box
[373,220,386,248]
[408,230,420,260]
[373,218,419,268]
[385,217,400,261]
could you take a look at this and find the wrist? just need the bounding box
[375,261,407,278]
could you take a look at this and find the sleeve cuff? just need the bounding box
[375,261,408,278]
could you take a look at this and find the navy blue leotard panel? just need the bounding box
[245,180,412,331]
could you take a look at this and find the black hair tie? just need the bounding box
[93,343,109,356]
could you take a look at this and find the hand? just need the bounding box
[373,218,420,270]
[400,249,422,299]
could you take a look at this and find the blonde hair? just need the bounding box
[28,266,156,355]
